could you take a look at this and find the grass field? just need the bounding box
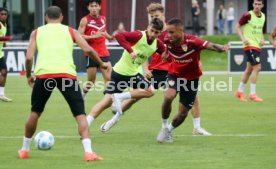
[0,74,275,169]
[200,34,241,71]
[200,34,271,71]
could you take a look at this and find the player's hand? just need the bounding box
[161,49,169,61]
[92,31,104,38]
[242,39,249,46]
[223,44,230,52]
[103,32,114,41]
[272,42,276,48]
[130,52,137,60]
[27,76,35,88]
[100,62,109,70]
[144,69,153,79]
[107,35,115,41]
[260,39,265,46]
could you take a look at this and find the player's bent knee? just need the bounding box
[245,67,253,74]
[148,90,155,97]
[0,70,7,76]
[179,109,189,118]
[164,94,175,102]
[180,112,188,119]
[144,89,155,98]
[144,86,155,97]
[254,64,261,71]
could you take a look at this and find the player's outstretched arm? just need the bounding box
[206,42,229,52]
[269,27,276,48]
[104,31,114,41]
[206,42,229,53]
[73,29,108,70]
[0,36,12,41]
[25,30,37,87]
[142,60,152,79]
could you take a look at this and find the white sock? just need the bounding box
[86,115,94,126]
[111,112,121,122]
[238,82,245,93]
[162,119,168,129]
[193,117,201,129]
[21,136,32,151]
[82,138,92,153]
[250,83,256,95]
[115,92,131,100]
[0,87,4,95]
[82,92,87,98]
[168,123,174,132]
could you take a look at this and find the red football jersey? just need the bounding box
[149,31,170,71]
[164,33,209,80]
[84,15,109,57]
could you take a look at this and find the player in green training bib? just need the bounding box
[86,18,165,131]
[18,6,106,161]
[0,7,12,102]
[234,0,265,102]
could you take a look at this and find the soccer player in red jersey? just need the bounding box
[145,2,212,136]
[78,0,113,98]
[99,3,211,135]
[156,18,228,143]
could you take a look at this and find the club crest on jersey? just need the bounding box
[181,44,188,52]
[101,18,105,24]
[256,57,260,62]
[234,54,244,65]
[168,80,175,86]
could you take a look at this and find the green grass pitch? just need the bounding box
[0,74,275,169]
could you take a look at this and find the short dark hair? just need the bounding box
[167,18,184,28]
[255,0,263,3]
[45,6,62,19]
[87,0,101,5]
[150,18,164,31]
[0,7,8,13]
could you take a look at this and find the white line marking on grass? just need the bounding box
[0,136,80,139]
[0,134,266,139]
[176,134,266,137]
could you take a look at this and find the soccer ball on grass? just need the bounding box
[34,131,54,150]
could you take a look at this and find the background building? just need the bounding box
[0,0,274,40]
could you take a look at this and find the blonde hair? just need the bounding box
[146,2,164,14]
[192,0,198,4]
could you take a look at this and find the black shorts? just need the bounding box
[31,78,85,117]
[104,70,152,94]
[86,56,110,68]
[148,69,168,89]
[244,49,261,66]
[166,74,198,109]
[0,57,7,69]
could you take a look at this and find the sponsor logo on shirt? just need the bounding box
[173,58,193,63]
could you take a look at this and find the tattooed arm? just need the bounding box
[205,42,229,52]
